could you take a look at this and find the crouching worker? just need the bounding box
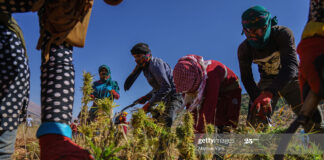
[173,54,242,133]
[238,5,323,130]
[89,65,120,121]
[124,42,183,127]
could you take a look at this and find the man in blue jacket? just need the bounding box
[124,42,183,127]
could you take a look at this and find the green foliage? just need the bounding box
[26,141,40,159]
[79,72,94,125]
[130,105,177,160]
[74,73,324,160]
[285,141,324,160]
[86,136,124,160]
[76,72,125,160]
[176,111,196,160]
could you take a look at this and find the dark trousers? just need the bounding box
[153,92,183,127]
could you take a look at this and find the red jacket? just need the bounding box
[191,60,241,133]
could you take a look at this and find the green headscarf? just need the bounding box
[241,5,278,49]
[98,65,112,82]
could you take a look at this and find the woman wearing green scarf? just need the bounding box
[89,65,120,121]
[237,5,323,131]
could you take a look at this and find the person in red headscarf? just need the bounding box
[173,54,242,133]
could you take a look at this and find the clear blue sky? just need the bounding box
[12,0,309,118]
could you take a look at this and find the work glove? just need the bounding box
[39,134,94,160]
[142,103,151,113]
[110,89,120,100]
[251,91,273,120]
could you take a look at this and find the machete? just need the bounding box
[114,102,138,124]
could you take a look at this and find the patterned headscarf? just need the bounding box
[242,5,278,49]
[173,54,211,112]
[173,56,202,93]
[124,43,152,91]
[98,65,111,82]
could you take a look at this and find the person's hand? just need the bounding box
[250,91,273,120]
[103,0,123,6]
[250,102,272,121]
[253,91,273,108]
[110,90,120,100]
[142,103,151,113]
[89,94,95,100]
[39,134,94,160]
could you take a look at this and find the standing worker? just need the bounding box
[0,0,123,159]
[89,65,120,121]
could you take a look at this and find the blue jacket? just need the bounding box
[142,57,176,105]
[92,80,120,99]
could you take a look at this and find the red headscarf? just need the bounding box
[173,54,211,112]
[173,55,203,93]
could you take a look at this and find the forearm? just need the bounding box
[239,60,260,100]
[241,74,261,101]
[143,90,154,99]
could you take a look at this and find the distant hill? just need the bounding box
[27,101,41,124]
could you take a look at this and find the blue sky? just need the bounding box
[12,0,309,118]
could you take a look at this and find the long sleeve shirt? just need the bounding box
[238,26,299,101]
[92,80,119,99]
[142,57,176,106]
[192,60,241,133]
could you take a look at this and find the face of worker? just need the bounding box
[99,68,110,80]
[243,25,267,41]
[132,54,146,65]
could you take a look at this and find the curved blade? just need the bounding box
[114,102,138,124]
